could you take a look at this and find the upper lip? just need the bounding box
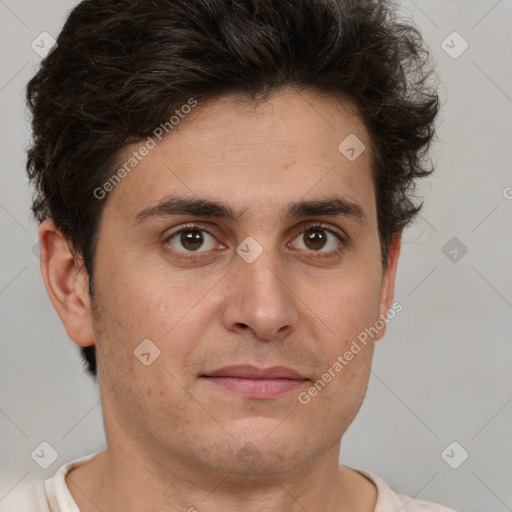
[203,365,307,380]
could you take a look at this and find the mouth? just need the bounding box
[201,365,309,398]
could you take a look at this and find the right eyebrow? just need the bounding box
[132,195,247,225]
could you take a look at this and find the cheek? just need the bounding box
[92,254,212,394]
[307,265,382,346]
[298,260,381,408]
[92,278,206,436]
[302,311,375,422]
[94,250,189,333]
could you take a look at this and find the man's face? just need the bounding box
[89,89,397,477]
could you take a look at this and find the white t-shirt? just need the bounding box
[0,452,458,512]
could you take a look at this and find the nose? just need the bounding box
[220,250,299,341]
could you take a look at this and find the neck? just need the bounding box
[65,391,377,512]
[66,440,376,512]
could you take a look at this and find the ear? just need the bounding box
[374,231,402,342]
[38,219,95,347]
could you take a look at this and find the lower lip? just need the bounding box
[203,376,307,398]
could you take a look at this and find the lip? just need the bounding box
[204,364,306,379]
[201,365,309,398]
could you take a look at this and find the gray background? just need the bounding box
[1,1,511,511]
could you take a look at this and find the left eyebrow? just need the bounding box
[132,194,367,226]
[280,197,367,225]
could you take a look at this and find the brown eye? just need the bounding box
[167,227,217,253]
[303,228,328,251]
[291,224,343,254]
[180,228,204,251]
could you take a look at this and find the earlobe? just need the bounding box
[38,219,95,347]
[374,231,402,342]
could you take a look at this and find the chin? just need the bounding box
[208,449,309,478]
[189,424,322,478]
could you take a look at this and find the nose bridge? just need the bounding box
[243,251,286,305]
[223,243,299,340]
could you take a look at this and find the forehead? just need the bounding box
[102,89,375,224]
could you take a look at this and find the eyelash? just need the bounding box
[164,222,345,261]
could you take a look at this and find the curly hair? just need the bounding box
[26,0,439,378]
